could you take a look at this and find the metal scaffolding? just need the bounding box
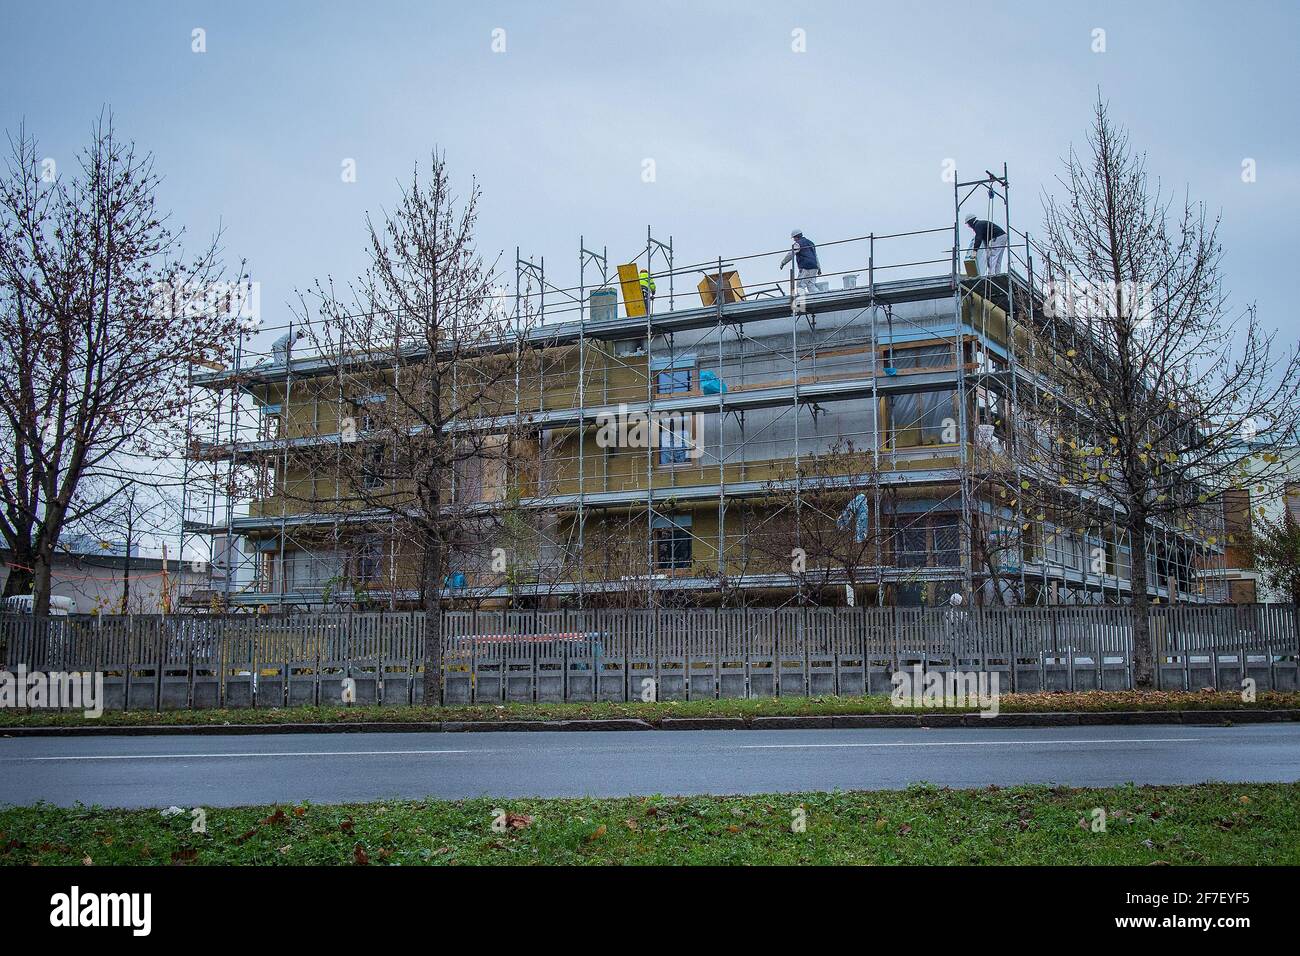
[178,169,1229,612]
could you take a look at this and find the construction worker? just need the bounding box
[965,214,1008,275]
[780,228,821,293]
[639,268,656,314]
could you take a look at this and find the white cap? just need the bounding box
[791,228,802,237]
[964,214,978,225]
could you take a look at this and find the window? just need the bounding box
[656,369,692,394]
[362,445,384,490]
[1117,543,1132,581]
[284,551,343,591]
[897,523,928,568]
[653,516,692,570]
[887,344,954,371]
[931,520,960,566]
[652,354,697,395]
[1082,535,1105,576]
[895,516,960,568]
[358,393,386,432]
[658,415,694,465]
[355,538,382,585]
[1043,526,1081,571]
[887,390,957,447]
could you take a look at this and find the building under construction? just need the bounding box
[180,171,1229,611]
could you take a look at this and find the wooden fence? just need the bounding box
[2,604,1296,709]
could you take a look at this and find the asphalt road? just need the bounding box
[3,723,1299,808]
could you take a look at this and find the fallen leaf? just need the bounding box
[587,825,607,842]
[353,844,369,865]
[339,818,354,833]
[506,812,532,830]
[82,856,93,866]
[170,848,198,865]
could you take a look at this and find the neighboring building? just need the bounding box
[181,205,1227,610]
[1216,445,1300,604]
[0,536,210,614]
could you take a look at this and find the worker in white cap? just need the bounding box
[780,228,821,294]
[965,214,1007,275]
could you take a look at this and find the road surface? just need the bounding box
[3,723,1299,808]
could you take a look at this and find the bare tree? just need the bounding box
[573,511,671,609]
[296,152,526,702]
[1033,97,1300,686]
[743,438,916,606]
[0,116,236,617]
[58,473,181,612]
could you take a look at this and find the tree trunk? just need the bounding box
[122,520,133,613]
[421,527,444,706]
[1128,515,1155,689]
[1291,600,1300,661]
[2,557,33,600]
[32,550,53,622]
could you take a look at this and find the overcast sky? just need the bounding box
[3,0,1297,344]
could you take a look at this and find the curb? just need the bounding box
[441,719,654,733]
[659,717,747,731]
[752,716,836,730]
[1,709,1297,738]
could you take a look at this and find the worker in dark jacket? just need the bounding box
[780,228,821,293]
[964,215,1007,275]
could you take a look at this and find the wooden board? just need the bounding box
[617,264,646,317]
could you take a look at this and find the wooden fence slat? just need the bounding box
[3,604,1297,705]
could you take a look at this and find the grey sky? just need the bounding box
[3,0,1297,342]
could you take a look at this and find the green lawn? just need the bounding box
[0,690,1296,729]
[2,783,1295,865]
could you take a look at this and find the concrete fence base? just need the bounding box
[3,606,1297,710]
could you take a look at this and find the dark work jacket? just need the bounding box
[970,220,1006,250]
[795,236,819,270]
